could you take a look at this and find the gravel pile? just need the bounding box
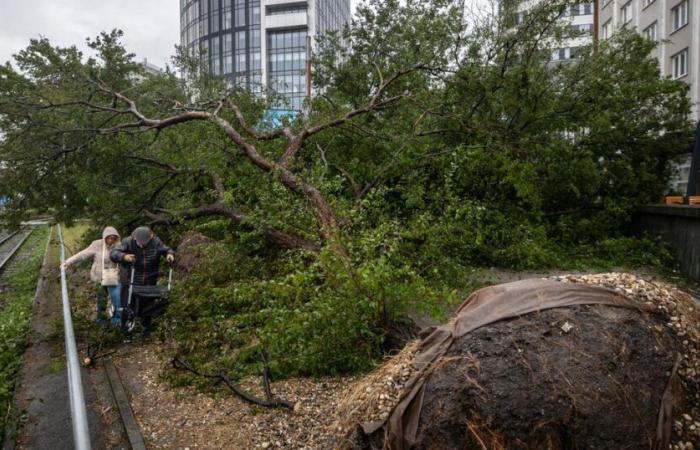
[333,340,420,438]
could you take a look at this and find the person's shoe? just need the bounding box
[141,328,152,341]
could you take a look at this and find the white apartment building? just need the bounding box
[509,0,596,61]
[600,0,700,193]
[599,0,700,122]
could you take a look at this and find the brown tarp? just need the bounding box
[360,278,676,450]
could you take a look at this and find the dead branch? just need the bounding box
[171,356,295,411]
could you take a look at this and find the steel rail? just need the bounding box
[57,224,92,450]
[0,228,22,247]
[0,228,33,272]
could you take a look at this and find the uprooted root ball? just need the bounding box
[335,273,700,450]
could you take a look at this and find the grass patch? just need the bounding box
[48,359,66,374]
[0,226,49,442]
[60,223,90,257]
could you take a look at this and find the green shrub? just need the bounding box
[165,238,456,380]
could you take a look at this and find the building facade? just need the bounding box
[599,0,700,123]
[180,0,352,109]
[599,0,700,193]
[507,0,596,62]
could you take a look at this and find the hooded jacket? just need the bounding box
[63,226,121,283]
[110,234,174,286]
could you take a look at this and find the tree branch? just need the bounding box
[144,203,320,252]
[225,99,293,141]
[172,356,295,411]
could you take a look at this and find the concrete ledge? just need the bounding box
[637,204,700,219]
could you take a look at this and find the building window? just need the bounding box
[672,48,689,79]
[672,0,689,32]
[550,47,585,61]
[234,0,246,27]
[268,28,308,109]
[234,29,246,74]
[642,0,656,8]
[513,11,526,25]
[570,46,588,59]
[569,3,593,16]
[568,23,593,36]
[267,3,308,15]
[250,4,261,24]
[235,30,246,49]
[551,48,571,61]
[223,7,232,29]
[224,57,233,75]
[643,21,658,41]
[620,2,632,24]
[602,19,613,39]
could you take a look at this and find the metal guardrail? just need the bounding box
[57,224,92,450]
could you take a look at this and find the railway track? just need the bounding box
[0,227,37,281]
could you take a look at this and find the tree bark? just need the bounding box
[144,203,320,252]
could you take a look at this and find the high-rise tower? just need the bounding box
[180,0,352,109]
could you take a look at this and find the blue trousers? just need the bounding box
[96,283,122,325]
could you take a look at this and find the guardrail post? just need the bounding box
[57,224,92,450]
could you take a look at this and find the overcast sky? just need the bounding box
[0,0,366,70]
[1,0,181,69]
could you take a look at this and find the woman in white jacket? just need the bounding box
[61,226,122,325]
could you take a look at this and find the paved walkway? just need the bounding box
[4,233,112,450]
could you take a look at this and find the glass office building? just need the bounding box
[180,0,352,109]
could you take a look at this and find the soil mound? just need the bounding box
[335,273,700,450]
[174,232,215,274]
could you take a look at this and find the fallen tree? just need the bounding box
[335,274,700,450]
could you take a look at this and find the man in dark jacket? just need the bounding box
[111,226,174,336]
[111,226,175,284]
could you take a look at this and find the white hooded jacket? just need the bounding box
[64,226,121,283]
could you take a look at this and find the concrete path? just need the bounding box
[3,232,118,450]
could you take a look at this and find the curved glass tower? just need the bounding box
[180,0,351,109]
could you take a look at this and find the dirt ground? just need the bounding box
[109,344,354,449]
